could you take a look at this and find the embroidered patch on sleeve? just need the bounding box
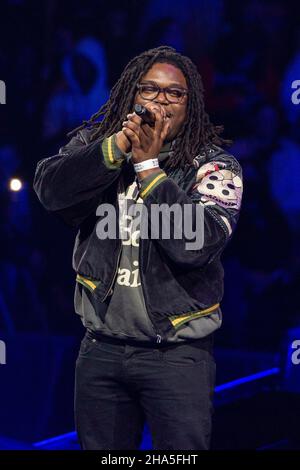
[193,161,243,210]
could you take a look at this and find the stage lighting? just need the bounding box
[9,178,22,191]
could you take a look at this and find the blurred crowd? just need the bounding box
[0,0,299,351]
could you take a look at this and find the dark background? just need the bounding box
[0,0,299,450]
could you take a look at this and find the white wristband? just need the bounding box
[133,158,159,173]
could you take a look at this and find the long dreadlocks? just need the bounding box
[67,46,231,170]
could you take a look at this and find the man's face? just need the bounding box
[134,62,188,142]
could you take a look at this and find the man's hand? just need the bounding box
[121,103,171,163]
[115,130,131,154]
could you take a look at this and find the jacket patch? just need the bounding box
[193,161,243,210]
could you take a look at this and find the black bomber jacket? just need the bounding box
[33,128,243,342]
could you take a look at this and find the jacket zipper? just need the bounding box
[101,178,123,302]
[101,241,122,302]
[139,238,162,344]
[136,174,162,344]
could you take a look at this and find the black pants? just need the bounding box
[75,330,216,450]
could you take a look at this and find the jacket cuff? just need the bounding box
[101,134,127,169]
[138,169,168,200]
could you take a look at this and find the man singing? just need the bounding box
[34,46,243,450]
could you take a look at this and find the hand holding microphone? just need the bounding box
[115,105,156,153]
[117,102,170,162]
[133,104,156,127]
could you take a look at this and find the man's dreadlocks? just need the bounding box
[67,46,231,170]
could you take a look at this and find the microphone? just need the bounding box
[134,104,155,127]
